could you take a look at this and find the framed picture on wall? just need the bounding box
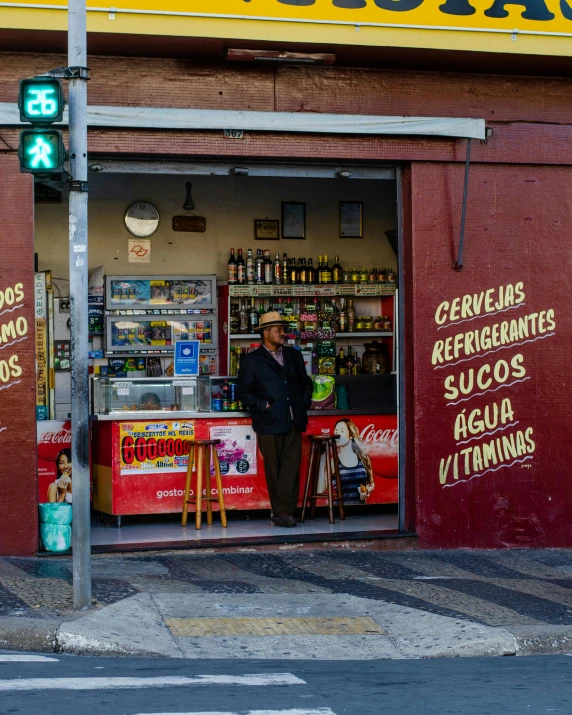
[281,202,306,239]
[340,202,363,238]
[254,219,280,240]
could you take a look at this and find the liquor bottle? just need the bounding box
[317,256,323,284]
[351,351,361,375]
[298,257,307,284]
[258,300,265,321]
[322,255,332,284]
[276,298,284,316]
[283,297,294,317]
[273,252,282,285]
[228,248,237,284]
[230,303,239,334]
[255,249,264,284]
[282,253,290,285]
[249,297,259,332]
[246,248,255,284]
[346,346,354,375]
[264,250,273,284]
[331,298,339,331]
[239,300,249,333]
[338,298,347,333]
[289,258,298,285]
[336,348,348,376]
[222,379,231,411]
[348,298,356,333]
[237,248,245,284]
[307,258,316,285]
[332,255,343,284]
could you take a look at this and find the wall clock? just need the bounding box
[124,201,160,238]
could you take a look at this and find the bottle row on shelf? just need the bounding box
[230,340,389,378]
[211,378,243,412]
[228,249,397,287]
[230,297,393,336]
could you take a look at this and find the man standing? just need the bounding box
[237,311,313,528]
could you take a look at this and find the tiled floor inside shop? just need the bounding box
[90,511,399,549]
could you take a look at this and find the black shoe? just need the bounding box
[271,514,297,528]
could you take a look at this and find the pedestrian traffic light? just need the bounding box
[19,129,65,174]
[18,77,65,124]
[18,76,66,175]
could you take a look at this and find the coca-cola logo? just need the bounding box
[360,424,399,446]
[39,429,72,444]
[37,422,72,463]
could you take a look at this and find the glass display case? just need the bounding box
[91,376,197,415]
[104,274,219,358]
[197,375,240,412]
[106,315,215,353]
[106,275,215,310]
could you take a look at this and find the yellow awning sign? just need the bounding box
[2,1,572,56]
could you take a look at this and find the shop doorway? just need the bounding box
[34,160,405,551]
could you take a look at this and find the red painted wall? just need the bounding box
[411,162,572,549]
[0,154,37,556]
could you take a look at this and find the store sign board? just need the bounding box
[34,272,48,420]
[229,285,252,297]
[174,339,200,376]
[119,420,195,474]
[209,423,258,476]
[4,1,572,56]
[128,238,151,263]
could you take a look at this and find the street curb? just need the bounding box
[0,617,62,653]
[1,616,572,659]
[509,625,572,656]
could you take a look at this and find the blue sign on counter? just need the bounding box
[174,340,200,376]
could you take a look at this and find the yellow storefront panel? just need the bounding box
[1,0,571,56]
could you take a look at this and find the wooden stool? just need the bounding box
[182,439,227,530]
[301,434,345,525]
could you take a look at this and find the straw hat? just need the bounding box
[258,311,288,332]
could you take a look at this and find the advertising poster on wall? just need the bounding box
[208,423,258,476]
[304,414,398,505]
[37,420,72,504]
[119,420,195,475]
[34,272,49,420]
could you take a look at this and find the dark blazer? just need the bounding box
[237,345,313,435]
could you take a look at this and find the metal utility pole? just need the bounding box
[68,0,91,609]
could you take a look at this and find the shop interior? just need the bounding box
[34,162,402,551]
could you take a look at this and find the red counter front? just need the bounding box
[92,413,398,517]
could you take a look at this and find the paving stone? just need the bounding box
[91,577,140,606]
[7,558,72,582]
[425,551,531,580]
[363,578,541,627]
[435,579,572,625]
[0,577,73,612]
[0,581,34,616]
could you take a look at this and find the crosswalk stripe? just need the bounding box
[133,710,336,715]
[0,655,59,662]
[0,673,305,692]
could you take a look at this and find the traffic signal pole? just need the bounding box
[68,0,91,610]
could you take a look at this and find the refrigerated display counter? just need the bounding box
[90,375,398,525]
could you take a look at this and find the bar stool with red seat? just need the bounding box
[182,439,227,530]
[300,434,345,525]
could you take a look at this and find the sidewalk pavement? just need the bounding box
[2,547,572,659]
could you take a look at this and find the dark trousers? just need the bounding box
[258,422,302,516]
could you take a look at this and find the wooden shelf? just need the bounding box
[230,332,393,340]
[229,284,396,298]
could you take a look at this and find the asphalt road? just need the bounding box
[1,651,572,714]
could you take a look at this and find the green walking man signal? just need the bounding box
[18,77,66,175]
